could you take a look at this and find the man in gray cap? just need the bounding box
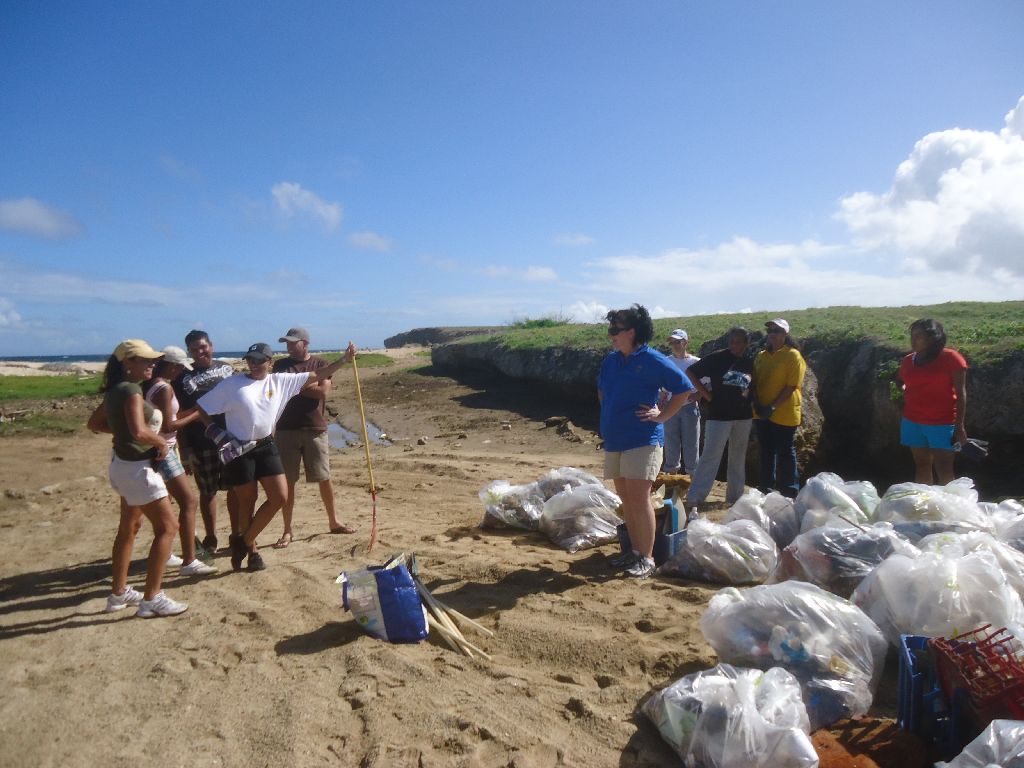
[270,327,355,547]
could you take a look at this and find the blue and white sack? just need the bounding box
[336,556,429,643]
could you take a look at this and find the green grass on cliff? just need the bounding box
[468,301,1024,364]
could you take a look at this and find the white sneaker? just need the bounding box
[179,559,218,576]
[105,585,144,613]
[136,592,188,618]
[166,553,184,567]
[624,556,656,579]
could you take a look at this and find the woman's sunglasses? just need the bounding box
[608,326,630,336]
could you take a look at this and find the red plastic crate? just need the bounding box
[930,625,1024,733]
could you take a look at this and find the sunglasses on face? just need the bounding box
[767,328,785,334]
[608,326,630,336]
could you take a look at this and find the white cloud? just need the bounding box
[481,264,557,281]
[579,232,1024,321]
[837,95,1024,276]
[554,232,596,247]
[0,297,22,328]
[271,182,343,232]
[349,231,393,252]
[0,197,85,240]
[649,306,681,319]
[523,266,557,281]
[1,260,264,307]
[566,301,609,322]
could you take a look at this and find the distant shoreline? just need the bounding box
[0,346,425,377]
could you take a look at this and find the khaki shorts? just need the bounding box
[276,429,331,483]
[603,445,663,482]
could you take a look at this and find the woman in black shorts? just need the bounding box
[197,340,356,571]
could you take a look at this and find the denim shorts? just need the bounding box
[900,417,955,450]
[153,444,185,482]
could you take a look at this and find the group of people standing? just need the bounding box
[598,304,968,579]
[91,327,357,618]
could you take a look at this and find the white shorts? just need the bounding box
[108,454,168,506]
[603,445,663,482]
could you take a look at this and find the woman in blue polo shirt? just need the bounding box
[598,304,695,578]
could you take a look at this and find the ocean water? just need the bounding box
[3,351,307,363]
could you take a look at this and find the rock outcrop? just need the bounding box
[384,327,505,348]
[432,333,1023,498]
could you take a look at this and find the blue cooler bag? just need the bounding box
[337,558,429,643]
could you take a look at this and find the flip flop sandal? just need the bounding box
[329,524,356,534]
[273,533,292,549]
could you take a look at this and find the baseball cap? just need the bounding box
[279,327,310,343]
[161,345,193,370]
[668,329,689,341]
[113,339,163,361]
[243,342,274,362]
[766,318,790,333]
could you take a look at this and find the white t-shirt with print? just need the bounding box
[198,372,310,441]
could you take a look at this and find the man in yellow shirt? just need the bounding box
[751,319,807,498]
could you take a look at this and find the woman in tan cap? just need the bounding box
[87,339,189,617]
[143,346,217,577]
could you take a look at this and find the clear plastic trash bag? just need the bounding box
[642,663,818,768]
[934,719,1024,768]
[535,466,603,500]
[658,519,778,585]
[917,530,1024,600]
[478,480,545,530]
[874,478,992,542]
[726,490,801,549]
[985,499,1024,554]
[794,473,872,533]
[851,548,1024,646]
[700,581,888,730]
[768,520,919,598]
[539,482,622,553]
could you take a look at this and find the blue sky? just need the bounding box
[2,2,1022,356]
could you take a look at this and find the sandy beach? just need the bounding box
[0,350,903,767]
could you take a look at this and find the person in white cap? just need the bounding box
[142,346,217,576]
[661,329,701,475]
[751,319,806,498]
[271,327,355,548]
[87,339,189,617]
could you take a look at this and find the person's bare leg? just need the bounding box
[233,482,259,539]
[140,497,178,600]
[933,449,956,485]
[280,480,296,541]
[226,487,241,535]
[112,498,144,595]
[910,447,935,484]
[167,474,197,563]
[199,492,217,540]
[618,478,656,558]
[321,479,354,532]
[243,474,289,551]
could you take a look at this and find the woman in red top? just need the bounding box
[898,318,968,484]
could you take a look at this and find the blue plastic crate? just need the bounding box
[898,634,962,760]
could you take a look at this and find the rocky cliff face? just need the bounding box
[432,335,1023,498]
